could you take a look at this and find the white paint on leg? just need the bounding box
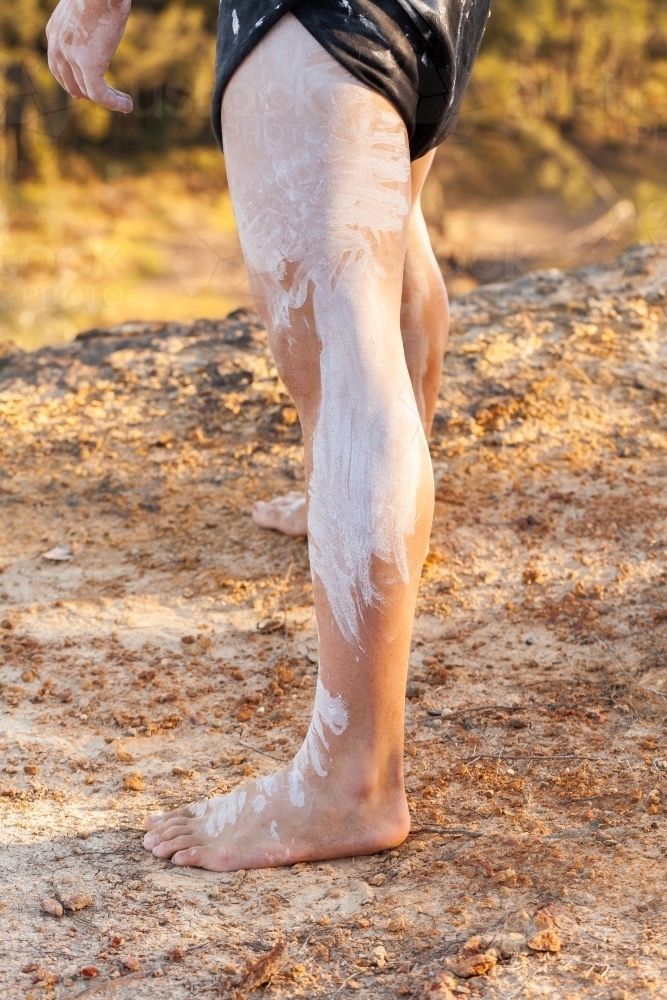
[289,678,348,806]
[223,16,426,647]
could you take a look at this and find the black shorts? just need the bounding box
[211,0,491,162]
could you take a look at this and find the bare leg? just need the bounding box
[253,149,448,535]
[401,149,449,437]
[144,14,433,871]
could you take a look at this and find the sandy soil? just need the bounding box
[1,243,667,999]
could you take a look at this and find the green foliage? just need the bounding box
[0,0,666,190]
[478,0,667,143]
[439,0,667,211]
[1,0,217,171]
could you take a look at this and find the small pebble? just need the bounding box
[371,945,387,968]
[40,898,63,918]
[64,894,93,913]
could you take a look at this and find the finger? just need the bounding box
[82,71,133,113]
[69,61,91,100]
[47,54,67,94]
[47,48,79,98]
[52,55,85,100]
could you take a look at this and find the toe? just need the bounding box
[146,821,193,847]
[149,804,197,827]
[253,506,283,530]
[144,827,172,850]
[168,803,198,819]
[253,494,305,530]
[252,501,272,527]
[151,834,200,859]
[172,846,208,867]
[144,812,164,831]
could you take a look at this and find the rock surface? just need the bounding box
[1,245,667,997]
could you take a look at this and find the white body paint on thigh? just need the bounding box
[223,15,428,646]
[289,678,348,807]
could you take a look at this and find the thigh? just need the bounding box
[221,13,412,345]
[410,148,436,209]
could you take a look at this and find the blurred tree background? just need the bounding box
[1,0,667,347]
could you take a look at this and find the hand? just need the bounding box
[46,0,133,113]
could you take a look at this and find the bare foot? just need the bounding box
[252,491,307,537]
[143,680,409,871]
[143,760,408,871]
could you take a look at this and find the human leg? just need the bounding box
[144,14,434,871]
[401,149,449,437]
[252,147,447,536]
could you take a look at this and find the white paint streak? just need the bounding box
[270,820,280,842]
[232,9,239,35]
[257,773,278,797]
[224,16,425,646]
[204,788,246,836]
[252,793,266,814]
[289,678,348,806]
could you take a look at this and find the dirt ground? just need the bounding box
[1,242,667,999]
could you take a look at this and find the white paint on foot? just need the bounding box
[270,820,279,841]
[257,774,278,796]
[204,788,247,836]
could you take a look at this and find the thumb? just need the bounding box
[85,75,133,113]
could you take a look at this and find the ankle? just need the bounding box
[328,747,406,806]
